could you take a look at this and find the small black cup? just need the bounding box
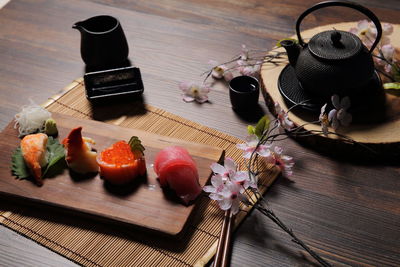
[229,76,260,110]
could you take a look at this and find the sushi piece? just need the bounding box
[97,137,146,185]
[153,146,196,186]
[20,133,48,186]
[153,146,202,204]
[62,127,98,174]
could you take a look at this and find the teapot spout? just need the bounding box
[280,39,300,67]
[72,21,84,31]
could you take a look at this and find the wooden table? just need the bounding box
[1,0,399,266]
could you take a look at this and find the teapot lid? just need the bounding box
[308,30,363,61]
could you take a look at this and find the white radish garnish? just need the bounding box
[14,100,51,136]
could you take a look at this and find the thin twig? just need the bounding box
[256,202,332,267]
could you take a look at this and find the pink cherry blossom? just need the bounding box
[237,59,262,77]
[239,64,261,77]
[218,181,247,215]
[209,60,233,81]
[211,66,226,79]
[328,95,352,130]
[381,23,394,46]
[319,103,329,136]
[223,71,234,82]
[349,19,369,36]
[350,20,393,48]
[203,174,226,201]
[236,135,271,159]
[350,21,396,74]
[231,171,257,190]
[264,146,295,177]
[275,102,294,130]
[240,44,249,61]
[179,81,211,103]
[377,44,395,73]
[210,157,237,179]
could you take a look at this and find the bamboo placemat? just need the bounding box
[0,78,280,267]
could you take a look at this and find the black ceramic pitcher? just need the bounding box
[73,15,129,69]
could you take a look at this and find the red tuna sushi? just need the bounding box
[153,146,202,204]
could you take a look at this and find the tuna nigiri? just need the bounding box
[97,136,146,185]
[153,146,202,204]
[20,133,48,186]
[62,127,98,174]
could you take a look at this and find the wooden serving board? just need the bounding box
[0,113,224,236]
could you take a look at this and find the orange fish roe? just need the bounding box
[100,141,135,166]
[97,140,146,185]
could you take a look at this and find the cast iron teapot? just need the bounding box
[280,0,382,100]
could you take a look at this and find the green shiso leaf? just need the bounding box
[11,146,30,179]
[43,136,65,177]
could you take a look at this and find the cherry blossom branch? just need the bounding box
[201,56,241,82]
[256,201,332,267]
[375,67,395,82]
[201,48,285,83]
[238,172,331,266]
[362,25,399,83]
[236,101,382,266]
[202,21,396,267]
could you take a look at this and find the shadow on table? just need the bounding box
[88,95,148,121]
[293,136,400,166]
[232,103,267,123]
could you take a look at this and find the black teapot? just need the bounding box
[278,1,383,109]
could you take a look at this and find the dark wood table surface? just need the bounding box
[1,0,399,266]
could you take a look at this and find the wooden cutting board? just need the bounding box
[0,113,224,236]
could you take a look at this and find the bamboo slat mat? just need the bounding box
[0,78,280,267]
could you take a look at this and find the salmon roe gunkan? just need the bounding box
[100,141,135,166]
[97,140,146,185]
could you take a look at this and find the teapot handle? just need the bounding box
[296,0,382,53]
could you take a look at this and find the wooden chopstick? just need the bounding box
[220,209,234,267]
[213,209,234,267]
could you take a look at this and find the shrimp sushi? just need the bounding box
[20,133,48,186]
[62,127,98,174]
[153,146,202,204]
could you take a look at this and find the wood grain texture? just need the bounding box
[0,226,77,267]
[0,112,223,236]
[0,0,399,266]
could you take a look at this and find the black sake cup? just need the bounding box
[229,76,260,111]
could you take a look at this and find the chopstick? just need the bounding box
[213,209,234,267]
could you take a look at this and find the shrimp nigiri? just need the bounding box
[20,133,48,186]
[62,127,98,174]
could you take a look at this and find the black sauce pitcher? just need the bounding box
[73,15,129,69]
